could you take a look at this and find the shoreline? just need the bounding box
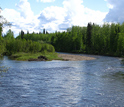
[58,54,96,61]
[1,52,96,61]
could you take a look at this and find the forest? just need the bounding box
[0,22,124,58]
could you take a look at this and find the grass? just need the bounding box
[10,52,62,61]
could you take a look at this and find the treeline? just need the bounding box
[52,23,124,56]
[0,29,55,56]
[19,23,124,57]
[1,22,124,57]
[51,23,124,56]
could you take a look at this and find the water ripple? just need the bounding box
[0,55,124,106]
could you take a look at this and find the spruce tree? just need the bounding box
[86,22,92,52]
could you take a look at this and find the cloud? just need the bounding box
[37,0,55,3]
[15,0,34,21]
[38,0,107,32]
[1,0,107,36]
[38,6,67,31]
[1,0,40,36]
[63,0,107,25]
[104,0,124,23]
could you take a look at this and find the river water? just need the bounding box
[0,54,124,107]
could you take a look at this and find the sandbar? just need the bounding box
[58,54,96,61]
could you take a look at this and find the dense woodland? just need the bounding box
[0,29,55,56]
[0,22,124,57]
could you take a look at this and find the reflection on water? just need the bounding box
[0,55,124,106]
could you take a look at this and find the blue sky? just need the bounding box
[0,0,108,14]
[0,0,124,36]
[0,0,64,15]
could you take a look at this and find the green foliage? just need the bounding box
[60,23,124,56]
[10,52,61,61]
[117,33,124,56]
[0,39,5,55]
[4,39,55,55]
[86,22,92,52]
[52,26,85,52]
[3,29,14,40]
[1,22,124,58]
[43,28,45,34]
[21,30,24,39]
[16,32,52,43]
[0,29,55,57]
[0,24,2,37]
[47,22,124,57]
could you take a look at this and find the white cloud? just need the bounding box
[1,0,107,36]
[37,0,55,3]
[15,0,34,22]
[38,0,107,32]
[107,3,113,9]
[1,0,40,37]
[0,8,2,13]
[64,0,107,26]
[38,6,67,31]
[104,0,124,23]
[104,0,113,9]
[1,9,20,22]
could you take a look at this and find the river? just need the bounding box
[0,54,124,107]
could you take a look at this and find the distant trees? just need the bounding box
[21,30,24,39]
[0,24,2,38]
[49,22,124,57]
[16,22,124,57]
[86,22,92,52]
[46,30,49,34]
[0,29,55,56]
[1,20,124,57]
[4,39,55,55]
[51,26,85,52]
[0,7,11,55]
[4,29,14,40]
[43,28,45,34]
[0,7,10,73]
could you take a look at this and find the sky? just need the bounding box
[0,0,124,37]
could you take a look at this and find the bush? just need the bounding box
[4,39,55,55]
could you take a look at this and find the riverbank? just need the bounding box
[9,52,96,61]
[58,54,96,61]
[9,52,62,61]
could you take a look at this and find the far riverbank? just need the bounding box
[58,53,96,61]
